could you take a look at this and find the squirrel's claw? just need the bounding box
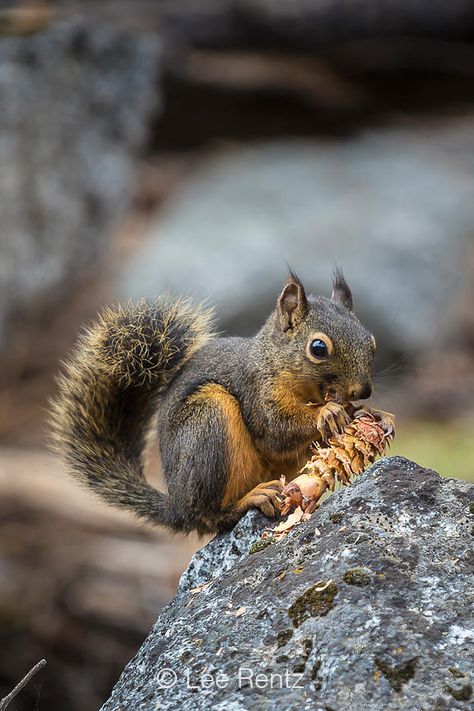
[316,402,351,442]
[243,479,284,519]
[355,407,395,438]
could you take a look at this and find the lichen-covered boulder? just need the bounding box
[0,19,160,354]
[102,457,473,711]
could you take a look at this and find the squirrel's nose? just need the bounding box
[349,382,372,400]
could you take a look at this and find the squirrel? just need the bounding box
[50,270,377,535]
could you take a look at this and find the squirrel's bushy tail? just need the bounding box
[50,297,214,527]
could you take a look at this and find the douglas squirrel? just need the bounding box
[50,271,377,534]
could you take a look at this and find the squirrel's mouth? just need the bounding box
[304,382,344,407]
[324,388,344,405]
[300,379,354,407]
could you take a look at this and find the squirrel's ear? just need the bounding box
[277,272,308,331]
[331,268,353,310]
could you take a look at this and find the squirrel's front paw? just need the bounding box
[316,402,351,442]
[357,407,395,436]
[242,480,283,519]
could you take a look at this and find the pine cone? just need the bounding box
[280,408,395,516]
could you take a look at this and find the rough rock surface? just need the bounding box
[0,19,160,354]
[120,124,474,358]
[102,457,474,711]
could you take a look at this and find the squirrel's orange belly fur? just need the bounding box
[188,382,304,508]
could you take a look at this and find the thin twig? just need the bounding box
[0,659,46,711]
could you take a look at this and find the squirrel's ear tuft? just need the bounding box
[331,268,353,310]
[277,271,308,331]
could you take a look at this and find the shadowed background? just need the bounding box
[0,1,473,709]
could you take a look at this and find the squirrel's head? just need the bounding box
[261,270,376,405]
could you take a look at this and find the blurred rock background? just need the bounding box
[0,1,473,709]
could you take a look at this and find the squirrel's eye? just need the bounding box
[309,339,328,359]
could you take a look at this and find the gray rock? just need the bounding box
[102,457,474,711]
[0,19,160,353]
[120,125,474,360]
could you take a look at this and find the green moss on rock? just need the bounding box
[288,582,338,627]
[275,629,293,647]
[343,568,371,586]
[449,667,467,679]
[444,669,472,701]
[375,656,418,692]
[249,536,275,554]
[444,682,472,701]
